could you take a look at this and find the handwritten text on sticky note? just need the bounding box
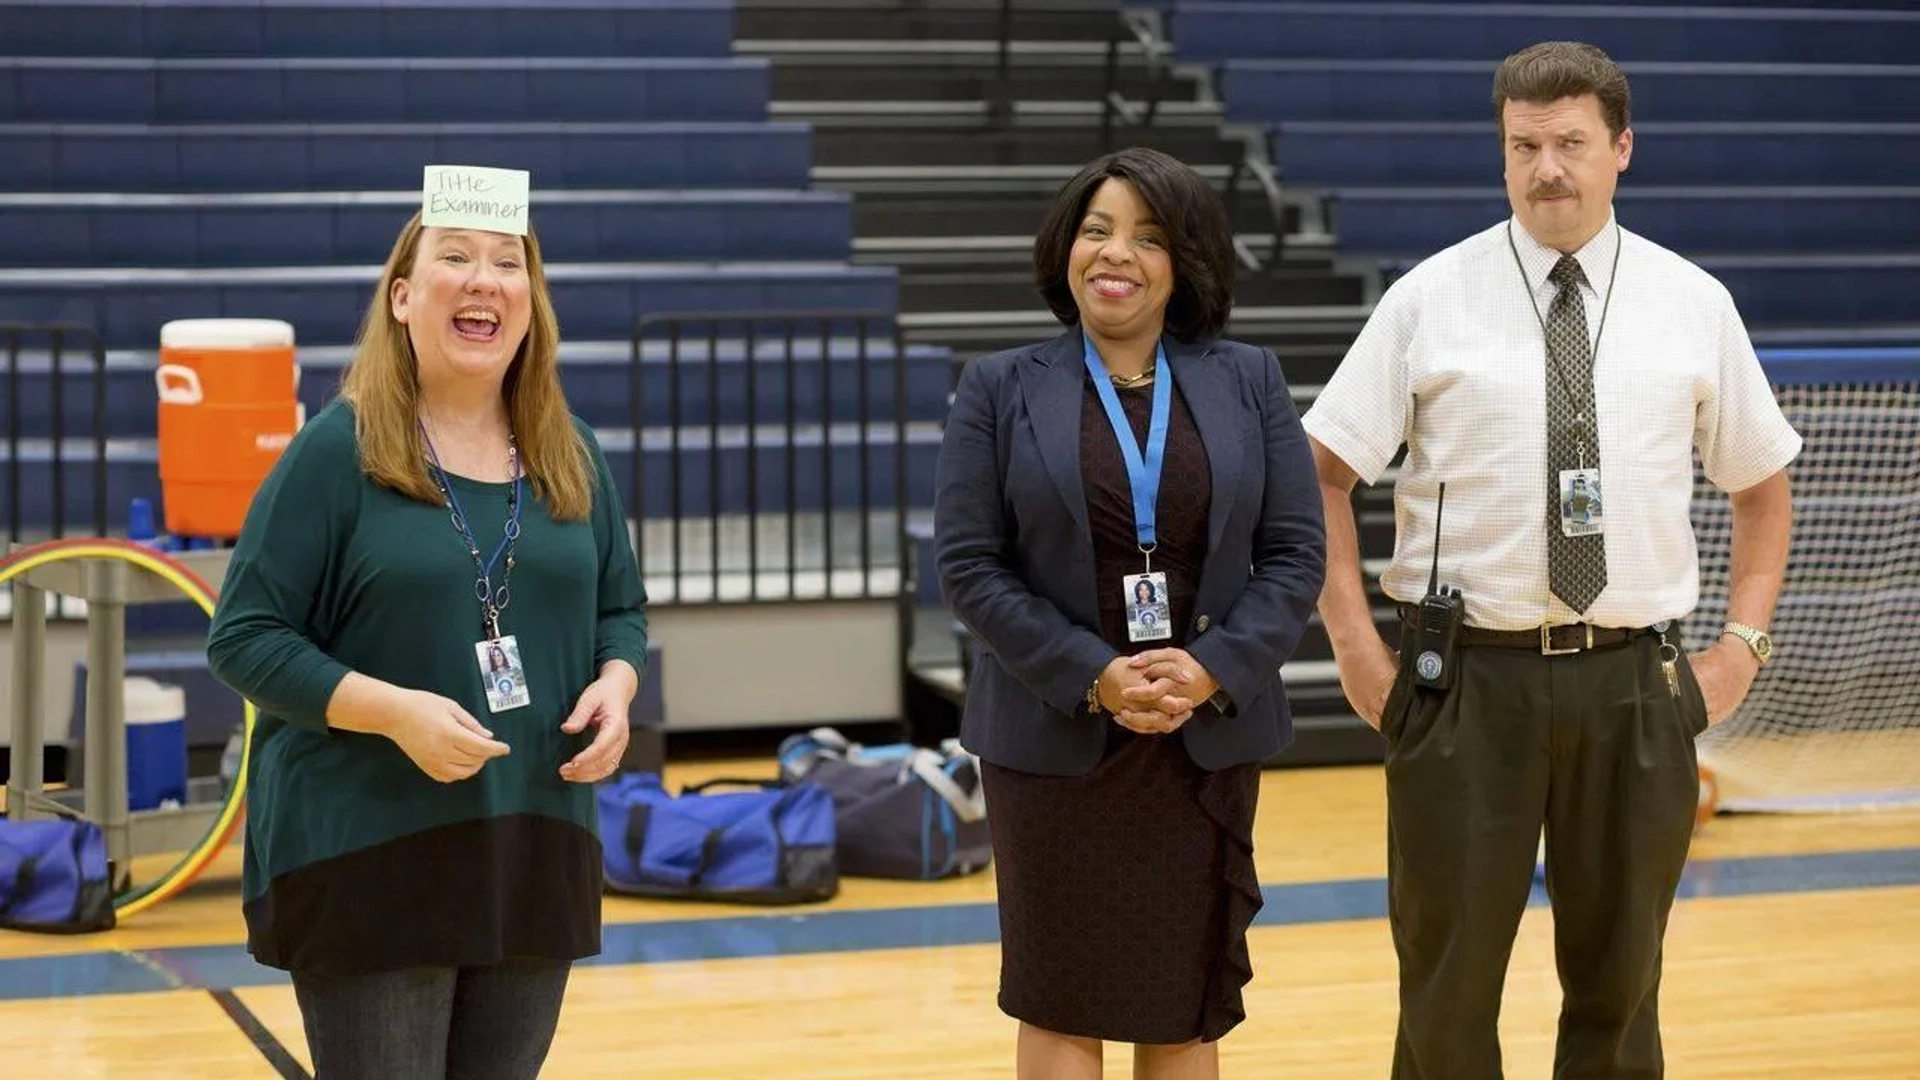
[421,165,530,235]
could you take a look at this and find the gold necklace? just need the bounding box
[1109,365,1156,388]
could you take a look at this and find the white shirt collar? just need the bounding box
[1509,210,1620,299]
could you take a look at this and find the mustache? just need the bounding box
[1530,184,1576,200]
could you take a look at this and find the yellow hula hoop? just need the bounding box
[0,537,256,919]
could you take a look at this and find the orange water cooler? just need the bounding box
[154,318,305,539]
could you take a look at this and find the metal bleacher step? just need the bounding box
[739,37,1201,103]
[734,0,1128,44]
[803,114,1247,170]
[814,162,1239,194]
[771,98,1221,125]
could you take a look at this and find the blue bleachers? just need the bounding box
[0,0,959,543]
[0,263,900,350]
[5,433,945,526]
[1169,3,1920,64]
[0,190,856,267]
[0,122,818,192]
[1333,188,1920,259]
[2,0,735,59]
[1700,256,1920,327]
[1169,1,1920,343]
[2,339,953,439]
[1381,252,1920,329]
[1221,60,1920,124]
[1269,122,1920,187]
[0,58,773,124]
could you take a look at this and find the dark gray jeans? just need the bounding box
[291,958,571,1079]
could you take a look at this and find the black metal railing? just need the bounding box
[2,323,110,549]
[627,310,911,608]
[989,0,1016,124]
[1100,8,1173,151]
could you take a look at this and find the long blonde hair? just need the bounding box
[339,211,593,521]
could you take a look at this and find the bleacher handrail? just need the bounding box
[1,322,109,546]
[627,309,911,611]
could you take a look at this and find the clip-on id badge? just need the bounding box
[1559,467,1604,537]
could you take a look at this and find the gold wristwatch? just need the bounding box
[1723,622,1773,665]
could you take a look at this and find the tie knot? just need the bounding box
[1549,255,1587,289]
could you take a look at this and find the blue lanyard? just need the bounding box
[1082,336,1173,551]
[421,422,523,638]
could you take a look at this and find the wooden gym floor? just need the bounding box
[2,759,1917,1079]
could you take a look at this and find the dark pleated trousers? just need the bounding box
[1379,618,1709,1080]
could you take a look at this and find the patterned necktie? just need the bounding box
[1545,254,1607,614]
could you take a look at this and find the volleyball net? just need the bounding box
[1688,348,1920,814]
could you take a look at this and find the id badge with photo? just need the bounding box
[476,635,531,713]
[1123,571,1172,643]
[1559,467,1604,537]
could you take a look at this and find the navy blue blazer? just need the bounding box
[933,327,1328,776]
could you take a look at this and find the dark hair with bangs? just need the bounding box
[1032,147,1236,342]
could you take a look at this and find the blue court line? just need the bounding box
[0,846,1915,1004]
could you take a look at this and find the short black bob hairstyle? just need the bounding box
[1032,146,1236,343]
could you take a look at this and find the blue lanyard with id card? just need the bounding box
[422,422,532,714]
[1083,335,1175,643]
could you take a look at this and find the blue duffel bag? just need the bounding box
[0,815,116,934]
[596,773,839,905]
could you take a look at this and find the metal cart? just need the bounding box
[5,545,235,886]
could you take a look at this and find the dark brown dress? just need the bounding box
[979,372,1264,1045]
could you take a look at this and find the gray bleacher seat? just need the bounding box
[0,262,903,349]
[1331,187,1920,259]
[0,57,774,125]
[1168,2,1920,65]
[2,0,735,59]
[1268,121,1920,187]
[1377,252,1920,329]
[1220,59,1920,125]
[0,190,857,267]
[0,122,820,192]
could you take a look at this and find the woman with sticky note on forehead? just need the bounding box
[206,164,649,1079]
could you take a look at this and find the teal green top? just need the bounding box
[206,399,648,974]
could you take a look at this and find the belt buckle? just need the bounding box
[1540,623,1593,656]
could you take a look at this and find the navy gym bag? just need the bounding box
[777,727,992,881]
[596,773,839,905]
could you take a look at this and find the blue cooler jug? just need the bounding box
[124,677,188,811]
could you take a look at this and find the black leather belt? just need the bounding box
[1399,605,1666,656]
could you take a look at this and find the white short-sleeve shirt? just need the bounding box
[1303,212,1803,632]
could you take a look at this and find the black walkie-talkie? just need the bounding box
[1412,482,1465,691]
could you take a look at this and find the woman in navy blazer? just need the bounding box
[934,147,1327,1079]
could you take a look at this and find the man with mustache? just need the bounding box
[1301,41,1800,1079]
